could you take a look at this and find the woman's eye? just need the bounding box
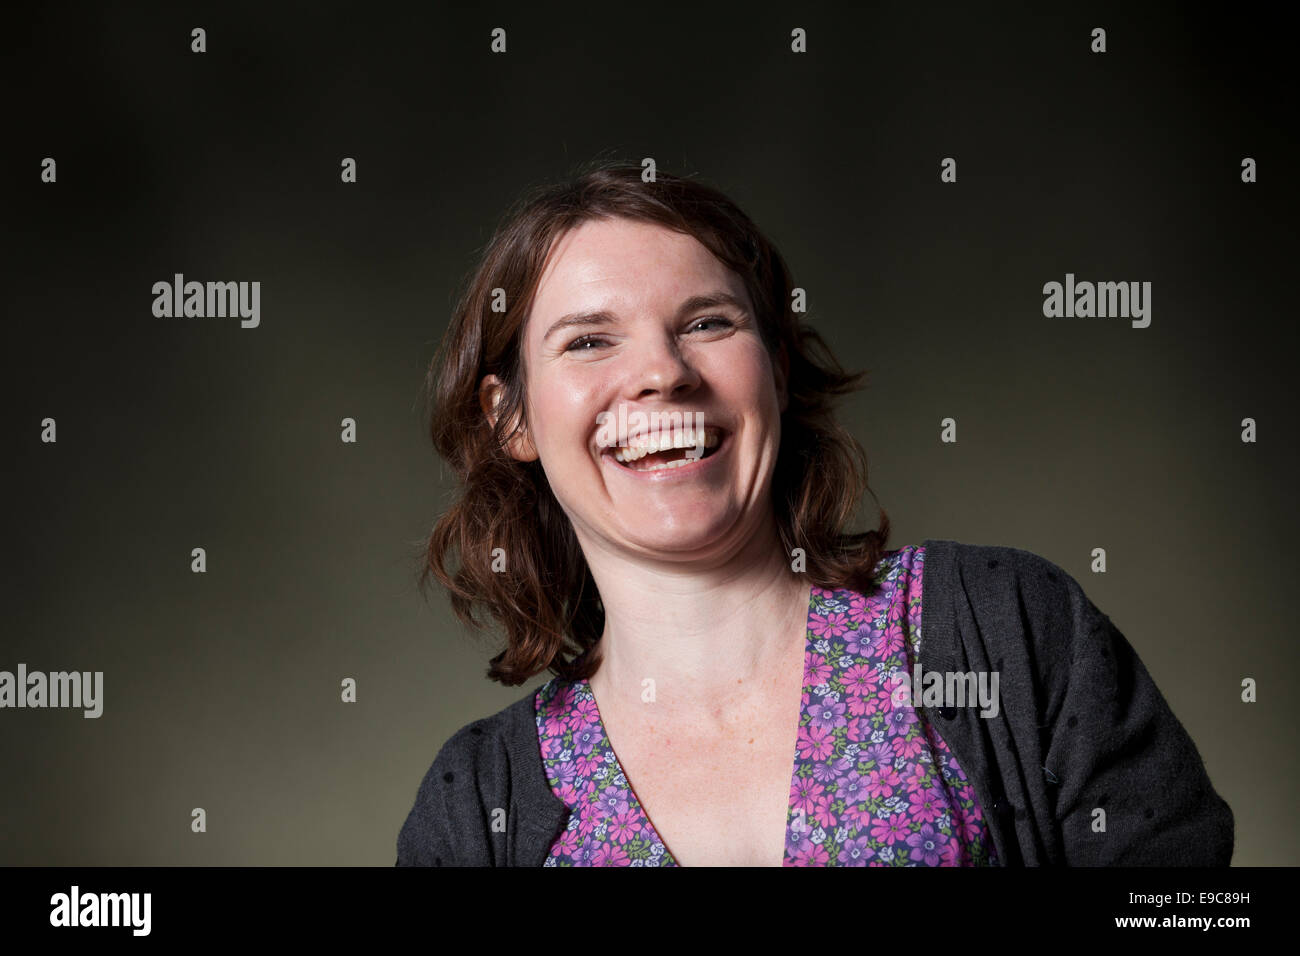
[689,316,734,333]
[565,334,608,352]
[565,317,733,352]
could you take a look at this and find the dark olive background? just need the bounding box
[3,1,1295,864]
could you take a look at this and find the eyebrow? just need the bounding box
[541,291,748,342]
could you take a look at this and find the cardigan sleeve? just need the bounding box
[1038,563,1235,865]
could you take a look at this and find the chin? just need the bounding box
[620,518,738,555]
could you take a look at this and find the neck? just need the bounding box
[579,510,811,717]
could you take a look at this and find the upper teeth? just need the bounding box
[612,429,720,463]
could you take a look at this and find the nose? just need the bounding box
[625,331,701,401]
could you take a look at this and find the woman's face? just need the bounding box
[487,216,788,563]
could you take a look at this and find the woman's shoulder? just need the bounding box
[427,686,544,774]
[920,538,1093,610]
[918,538,1109,670]
[396,685,548,866]
[922,537,1074,576]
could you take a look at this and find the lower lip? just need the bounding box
[601,431,730,481]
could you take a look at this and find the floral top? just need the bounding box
[533,545,998,866]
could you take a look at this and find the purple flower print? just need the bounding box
[902,762,929,789]
[796,722,835,761]
[790,775,826,814]
[804,651,833,687]
[551,828,579,858]
[790,841,830,866]
[810,609,851,639]
[541,712,568,738]
[956,812,983,844]
[864,741,894,768]
[810,792,836,829]
[895,732,925,759]
[593,842,630,865]
[840,663,880,697]
[569,695,600,728]
[550,682,581,713]
[873,621,905,656]
[846,694,870,719]
[940,838,965,866]
[871,817,907,845]
[887,599,906,625]
[908,786,946,824]
[575,802,600,838]
[844,627,875,656]
[839,835,877,866]
[847,592,869,619]
[907,824,946,866]
[809,757,848,784]
[866,765,901,798]
[786,814,814,855]
[554,781,580,806]
[571,723,600,756]
[843,801,874,830]
[596,785,630,818]
[886,706,917,737]
[868,687,894,716]
[837,771,870,805]
[606,810,644,845]
[807,695,848,733]
[539,733,566,760]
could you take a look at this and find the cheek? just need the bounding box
[528,373,604,451]
[710,348,777,407]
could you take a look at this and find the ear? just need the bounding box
[773,343,790,414]
[479,374,538,461]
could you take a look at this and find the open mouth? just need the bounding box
[603,428,727,473]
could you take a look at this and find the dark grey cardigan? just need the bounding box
[396,538,1235,866]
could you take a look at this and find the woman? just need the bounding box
[396,161,1234,866]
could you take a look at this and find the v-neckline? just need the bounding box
[577,582,816,866]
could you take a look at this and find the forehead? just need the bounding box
[526,218,746,337]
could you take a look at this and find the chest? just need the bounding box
[596,700,802,866]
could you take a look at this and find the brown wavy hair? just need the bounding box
[418,158,890,687]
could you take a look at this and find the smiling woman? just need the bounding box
[419,161,888,691]
[397,159,1233,868]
